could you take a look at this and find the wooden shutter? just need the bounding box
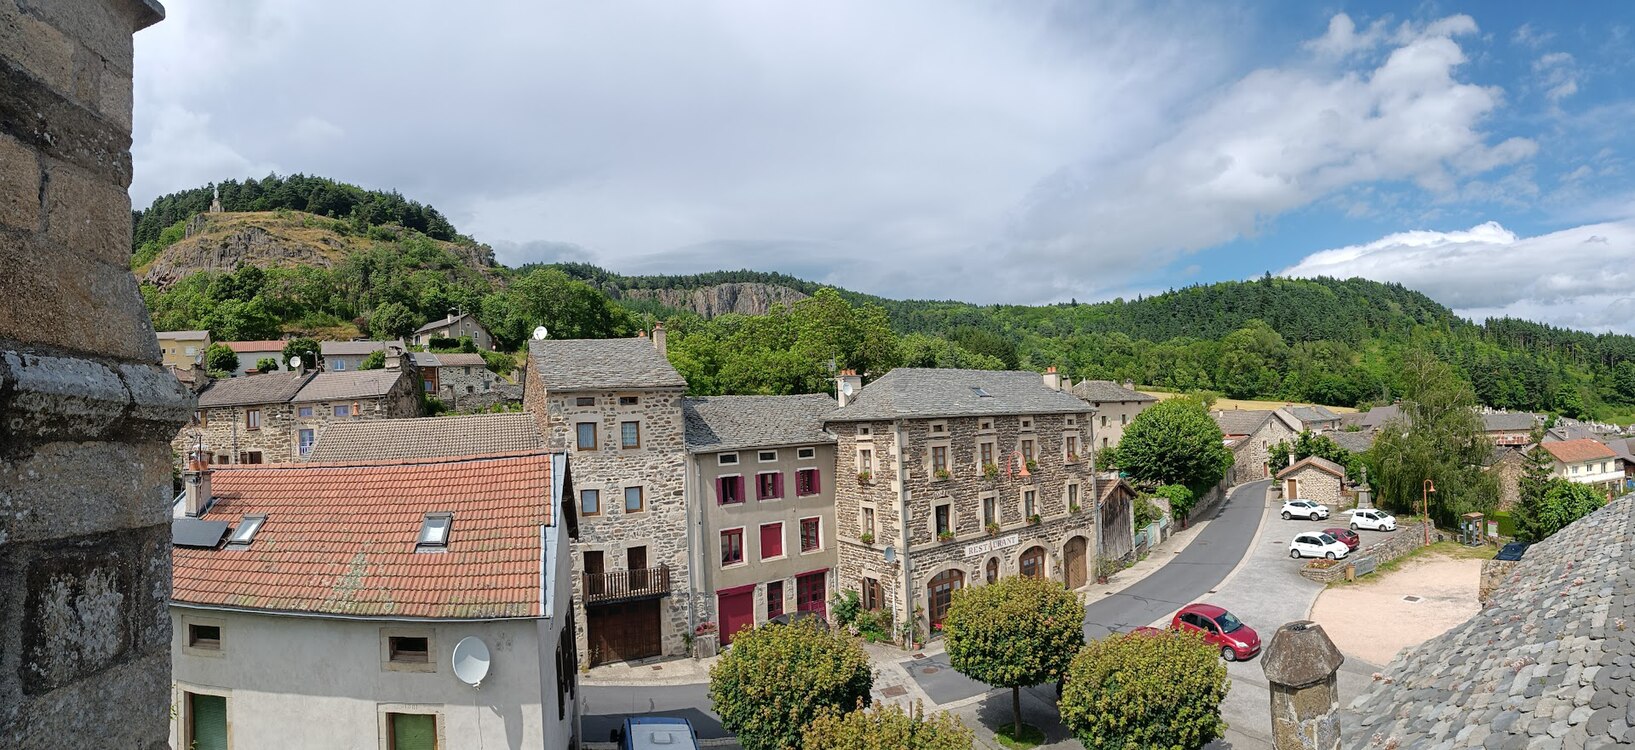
[773,472,784,498]
[810,469,821,494]
[760,523,783,559]
[715,477,726,504]
[189,693,228,750]
[391,713,437,750]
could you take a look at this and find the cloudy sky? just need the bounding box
[131,2,1635,331]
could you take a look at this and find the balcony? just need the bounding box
[583,565,671,605]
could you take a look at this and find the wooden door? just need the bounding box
[587,600,661,666]
[927,569,964,627]
[718,589,755,646]
[1287,478,1298,498]
[1064,536,1088,589]
[1019,546,1046,579]
[627,546,648,590]
[583,551,605,598]
[796,572,827,618]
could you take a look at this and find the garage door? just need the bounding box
[587,600,661,666]
[718,586,756,646]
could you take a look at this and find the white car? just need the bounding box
[1289,531,1350,560]
[1349,508,1396,531]
[1281,499,1329,521]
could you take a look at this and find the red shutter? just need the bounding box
[773,472,784,499]
[760,523,783,559]
[733,476,745,503]
[811,469,821,494]
[715,477,726,505]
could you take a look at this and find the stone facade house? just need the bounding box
[682,394,838,646]
[288,369,421,458]
[522,332,691,666]
[158,329,211,369]
[169,452,580,750]
[1489,446,1528,510]
[318,338,404,372]
[1276,455,1346,507]
[174,367,420,464]
[223,340,289,376]
[1286,404,1342,432]
[413,312,493,350]
[1540,439,1624,496]
[1481,411,1541,447]
[1213,408,1300,486]
[1068,379,1156,451]
[825,367,1125,639]
[413,351,503,403]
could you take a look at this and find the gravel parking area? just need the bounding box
[1308,546,1484,667]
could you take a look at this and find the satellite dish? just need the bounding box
[840,381,854,396]
[451,636,491,687]
[288,356,302,369]
[883,545,896,563]
[531,326,549,341]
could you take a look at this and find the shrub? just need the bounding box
[1133,495,1164,529]
[983,462,999,479]
[938,530,955,542]
[832,590,862,627]
[1155,485,1195,520]
[204,343,239,374]
[1060,630,1228,750]
[804,701,973,750]
[1516,479,1606,541]
[853,609,893,643]
[708,620,872,750]
[860,531,875,545]
[944,576,1083,740]
[254,357,280,373]
[934,468,952,480]
[1119,399,1233,491]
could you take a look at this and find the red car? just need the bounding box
[1324,527,1361,551]
[1171,603,1261,662]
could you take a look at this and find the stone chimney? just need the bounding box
[1122,380,1135,390]
[385,344,403,371]
[183,454,213,517]
[1262,621,1345,750]
[836,369,863,408]
[1043,366,1062,391]
[652,321,667,356]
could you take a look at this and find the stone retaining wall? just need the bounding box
[1300,522,1441,583]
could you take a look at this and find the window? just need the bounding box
[416,513,452,550]
[979,441,995,467]
[796,468,821,496]
[858,425,873,437]
[1066,415,1076,426]
[979,418,994,431]
[800,517,821,552]
[298,429,315,456]
[245,409,260,430]
[226,515,265,547]
[986,557,999,583]
[1021,439,1035,462]
[862,577,881,610]
[717,476,745,505]
[1020,417,1033,430]
[237,451,263,465]
[721,528,745,566]
[1102,436,1109,448]
[1065,435,1078,459]
[1121,413,1128,425]
[580,489,600,516]
[1067,483,1080,508]
[858,448,874,474]
[463,366,471,375]
[576,422,597,451]
[758,450,778,462]
[767,580,785,619]
[756,472,782,500]
[1023,489,1037,518]
[718,452,740,465]
[931,446,948,473]
[297,405,314,418]
[619,395,639,406]
[1101,415,1108,427]
[187,692,228,750]
[334,404,352,417]
[334,359,346,371]
[187,623,222,650]
[620,421,640,449]
[930,421,947,434]
[388,713,438,750]
[389,636,430,664]
[935,504,952,536]
[983,495,997,526]
[760,522,784,559]
[861,506,876,537]
[576,396,596,406]
[624,486,645,513]
[423,381,434,393]
[194,410,207,427]
[797,447,816,460]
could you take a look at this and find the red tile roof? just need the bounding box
[173,452,559,619]
[224,340,287,353]
[1541,439,1618,464]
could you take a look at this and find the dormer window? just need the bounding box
[225,514,266,548]
[417,513,452,551]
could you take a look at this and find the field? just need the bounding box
[1141,387,1359,413]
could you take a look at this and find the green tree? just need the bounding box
[1118,399,1234,493]
[708,620,873,750]
[1516,478,1606,541]
[943,575,1083,740]
[203,343,239,375]
[282,337,320,370]
[254,357,280,373]
[1269,431,1360,480]
[358,350,386,370]
[803,701,973,750]
[1366,350,1497,526]
[1059,630,1229,750]
[368,301,419,340]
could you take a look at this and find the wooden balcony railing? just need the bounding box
[583,565,671,604]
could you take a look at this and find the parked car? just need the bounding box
[1323,527,1361,551]
[1289,531,1350,560]
[1348,508,1397,531]
[1282,499,1330,520]
[1495,541,1530,561]
[1170,603,1261,662]
[612,717,702,750]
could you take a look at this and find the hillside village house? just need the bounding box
[1286,404,1342,432]
[157,329,211,369]
[825,367,1132,637]
[412,351,503,398]
[169,452,580,750]
[682,394,838,646]
[175,366,420,464]
[523,328,692,665]
[319,339,405,371]
[1276,455,1347,507]
[1212,408,1300,485]
[1540,439,1624,496]
[414,311,494,350]
[1068,380,1156,450]
[1482,411,1541,447]
[223,340,289,376]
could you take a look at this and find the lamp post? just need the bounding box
[1421,478,1436,546]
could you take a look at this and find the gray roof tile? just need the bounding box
[527,338,686,390]
[1329,430,1376,453]
[292,370,404,403]
[683,394,837,453]
[1482,412,1542,432]
[319,339,404,356]
[304,413,543,463]
[196,372,314,408]
[1212,409,1273,437]
[826,368,1090,422]
[1288,405,1341,424]
[1070,380,1157,403]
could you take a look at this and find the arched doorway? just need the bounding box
[1019,546,1047,579]
[985,557,999,584]
[1064,536,1088,589]
[927,569,965,627]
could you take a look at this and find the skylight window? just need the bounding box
[417,513,453,550]
[226,514,266,547]
[971,386,992,398]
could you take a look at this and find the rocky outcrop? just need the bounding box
[617,282,807,318]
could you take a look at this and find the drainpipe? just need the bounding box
[893,419,914,649]
[685,454,699,644]
[1087,409,1100,560]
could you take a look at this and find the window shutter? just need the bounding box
[715,477,726,504]
[811,469,821,494]
[734,476,745,502]
[761,524,782,559]
[190,694,228,750]
[391,713,438,750]
[773,472,784,498]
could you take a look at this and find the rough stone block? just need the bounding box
[0,440,175,544]
[44,159,130,266]
[0,234,162,362]
[16,0,138,76]
[0,55,133,186]
[0,349,127,441]
[0,132,38,231]
[94,50,131,130]
[0,1,74,90]
[0,650,171,748]
[118,361,196,433]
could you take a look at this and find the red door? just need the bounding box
[796,572,827,619]
[718,587,755,646]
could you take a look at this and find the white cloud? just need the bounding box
[1533,52,1580,103]
[1512,22,1555,49]
[1282,220,1635,332]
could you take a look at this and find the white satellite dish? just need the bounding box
[840,381,854,396]
[287,356,302,370]
[531,326,549,341]
[451,636,491,688]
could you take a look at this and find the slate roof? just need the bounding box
[1288,405,1341,425]
[319,339,404,356]
[1276,455,1346,479]
[1483,412,1542,432]
[683,394,837,453]
[1546,424,1603,443]
[196,372,315,408]
[426,353,487,367]
[1541,439,1618,464]
[1212,409,1274,437]
[527,337,687,390]
[157,330,208,340]
[305,413,543,463]
[1330,430,1376,454]
[292,370,404,403]
[415,312,482,335]
[825,368,1091,422]
[1359,404,1404,430]
[1342,493,1635,749]
[1070,380,1157,403]
[171,453,562,619]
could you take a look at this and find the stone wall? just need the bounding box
[1230,414,1296,485]
[1300,522,1441,583]
[1283,465,1343,507]
[0,1,178,746]
[1479,559,1518,603]
[170,373,419,463]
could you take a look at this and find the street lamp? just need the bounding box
[1421,478,1436,546]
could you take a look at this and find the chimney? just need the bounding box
[836,369,863,408]
[1043,366,1062,391]
[183,453,213,517]
[1122,380,1134,391]
[652,322,667,356]
[385,345,403,371]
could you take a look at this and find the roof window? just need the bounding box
[226,514,267,547]
[971,386,992,398]
[417,512,453,550]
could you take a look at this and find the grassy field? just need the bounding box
[1141,387,1359,414]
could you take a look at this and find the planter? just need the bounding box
[938,532,955,543]
[694,633,718,659]
[933,469,951,481]
[985,522,1001,536]
[860,532,875,545]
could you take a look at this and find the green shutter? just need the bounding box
[190,693,228,750]
[391,713,438,750]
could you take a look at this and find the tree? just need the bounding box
[203,343,238,375]
[707,620,872,750]
[943,575,1083,740]
[1365,350,1497,526]
[254,357,280,373]
[1118,399,1234,493]
[282,337,320,370]
[1060,630,1229,750]
[368,301,419,340]
[803,701,973,750]
[358,350,386,370]
[1516,478,1605,541]
[1269,431,1360,479]
[1154,484,1195,520]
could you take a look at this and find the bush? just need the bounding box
[832,589,862,627]
[708,620,872,750]
[803,701,973,750]
[1515,479,1606,541]
[853,609,893,643]
[1133,495,1164,529]
[358,350,386,370]
[1118,399,1233,491]
[944,575,1083,739]
[254,357,280,373]
[203,343,238,374]
[1155,485,1195,520]
[1060,630,1228,750]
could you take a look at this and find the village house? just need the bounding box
[1539,439,1624,496]
[413,312,494,351]
[825,367,1131,638]
[682,394,838,646]
[169,452,580,750]
[157,329,211,369]
[523,328,691,666]
[222,340,289,376]
[412,351,503,398]
[1068,379,1156,450]
[1212,408,1301,486]
[175,365,420,464]
[319,339,405,372]
[1276,455,1347,507]
[1481,411,1541,447]
[1285,404,1343,433]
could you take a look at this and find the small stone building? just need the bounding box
[1214,408,1300,485]
[1276,455,1346,507]
[318,338,404,372]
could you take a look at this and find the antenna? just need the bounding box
[451,636,491,688]
[531,326,549,341]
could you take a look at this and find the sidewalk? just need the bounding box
[581,653,719,687]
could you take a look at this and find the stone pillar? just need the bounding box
[1261,620,1346,750]
[0,1,180,748]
